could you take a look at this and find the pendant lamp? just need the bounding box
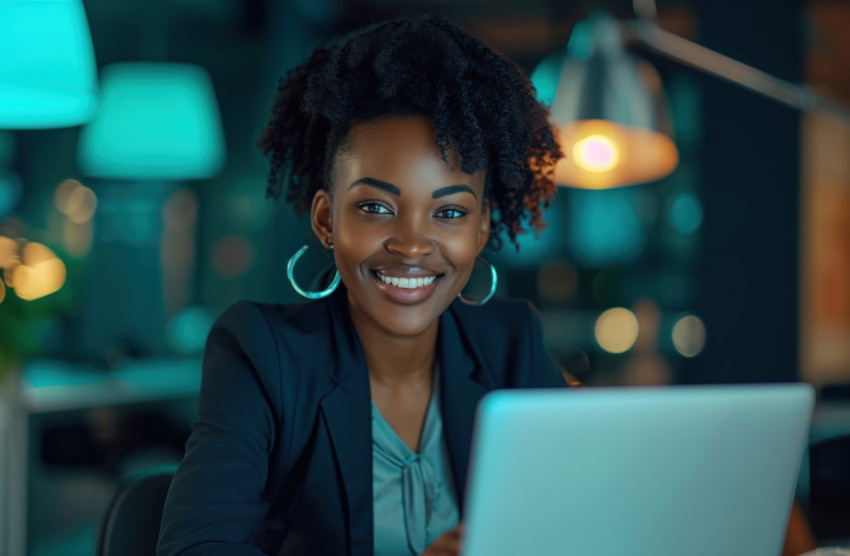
[0,0,98,129]
[77,62,226,180]
[532,11,678,189]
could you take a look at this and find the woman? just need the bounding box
[158,14,565,556]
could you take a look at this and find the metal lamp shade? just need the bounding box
[544,13,678,189]
[0,0,98,129]
[77,62,226,180]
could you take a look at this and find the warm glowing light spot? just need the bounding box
[62,220,94,257]
[595,307,639,354]
[5,242,68,301]
[12,258,67,300]
[65,184,97,223]
[573,134,620,173]
[0,235,19,268]
[3,259,20,287]
[54,179,84,213]
[22,242,56,266]
[672,314,706,357]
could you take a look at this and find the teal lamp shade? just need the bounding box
[0,0,98,129]
[77,62,226,180]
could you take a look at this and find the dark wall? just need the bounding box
[694,0,803,383]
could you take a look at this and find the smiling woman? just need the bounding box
[158,14,565,556]
[316,116,490,340]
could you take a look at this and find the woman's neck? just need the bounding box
[348,304,439,389]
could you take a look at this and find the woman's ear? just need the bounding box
[477,199,491,254]
[311,189,334,248]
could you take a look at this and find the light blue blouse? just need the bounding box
[372,370,460,556]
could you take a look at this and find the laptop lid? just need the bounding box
[461,384,814,556]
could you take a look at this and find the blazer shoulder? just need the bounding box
[214,298,334,344]
[210,298,336,380]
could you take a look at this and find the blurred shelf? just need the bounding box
[20,358,202,415]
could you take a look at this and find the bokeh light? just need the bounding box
[568,189,644,266]
[0,235,19,269]
[595,307,640,354]
[672,314,707,357]
[573,134,620,172]
[212,235,256,280]
[8,241,67,301]
[54,179,82,209]
[0,279,5,303]
[167,306,215,356]
[537,258,579,303]
[669,192,703,234]
[54,178,97,223]
[62,219,94,257]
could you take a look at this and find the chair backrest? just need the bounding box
[808,433,850,544]
[95,463,178,556]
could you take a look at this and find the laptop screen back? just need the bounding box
[461,384,814,556]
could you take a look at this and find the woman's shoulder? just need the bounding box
[213,297,334,336]
[209,298,338,370]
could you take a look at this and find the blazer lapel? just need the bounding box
[319,288,373,556]
[438,306,491,512]
[320,376,372,556]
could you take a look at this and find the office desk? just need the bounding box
[3,358,200,556]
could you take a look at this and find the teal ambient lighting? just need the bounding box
[77,62,226,180]
[0,0,98,129]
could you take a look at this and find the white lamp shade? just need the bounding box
[0,0,98,129]
[77,62,226,180]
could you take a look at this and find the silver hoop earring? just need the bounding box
[457,257,498,306]
[286,245,340,299]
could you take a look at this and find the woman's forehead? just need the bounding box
[333,116,484,192]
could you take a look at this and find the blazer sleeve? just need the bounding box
[158,302,281,556]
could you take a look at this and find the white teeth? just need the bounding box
[377,272,437,289]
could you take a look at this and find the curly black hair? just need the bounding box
[258,14,562,251]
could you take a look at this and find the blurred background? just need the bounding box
[1,0,850,554]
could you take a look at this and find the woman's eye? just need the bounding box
[358,202,392,215]
[436,208,466,219]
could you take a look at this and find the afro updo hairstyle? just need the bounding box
[258,14,562,251]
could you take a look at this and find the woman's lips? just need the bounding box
[371,270,442,304]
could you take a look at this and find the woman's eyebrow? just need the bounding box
[433,184,477,200]
[348,178,477,201]
[348,177,401,196]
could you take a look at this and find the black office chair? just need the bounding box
[94,463,178,556]
[807,433,850,545]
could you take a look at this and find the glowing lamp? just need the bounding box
[531,12,678,189]
[0,0,98,129]
[77,62,226,180]
[573,134,619,172]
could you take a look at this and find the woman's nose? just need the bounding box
[384,217,435,258]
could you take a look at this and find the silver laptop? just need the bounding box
[461,384,814,556]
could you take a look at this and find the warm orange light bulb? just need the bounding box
[573,134,620,172]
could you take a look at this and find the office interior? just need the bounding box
[0,0,849,554]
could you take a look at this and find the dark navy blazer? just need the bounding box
[158,286,564,556]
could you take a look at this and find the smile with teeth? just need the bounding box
[375,271,437,289]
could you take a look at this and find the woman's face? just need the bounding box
[312,116,489,338]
